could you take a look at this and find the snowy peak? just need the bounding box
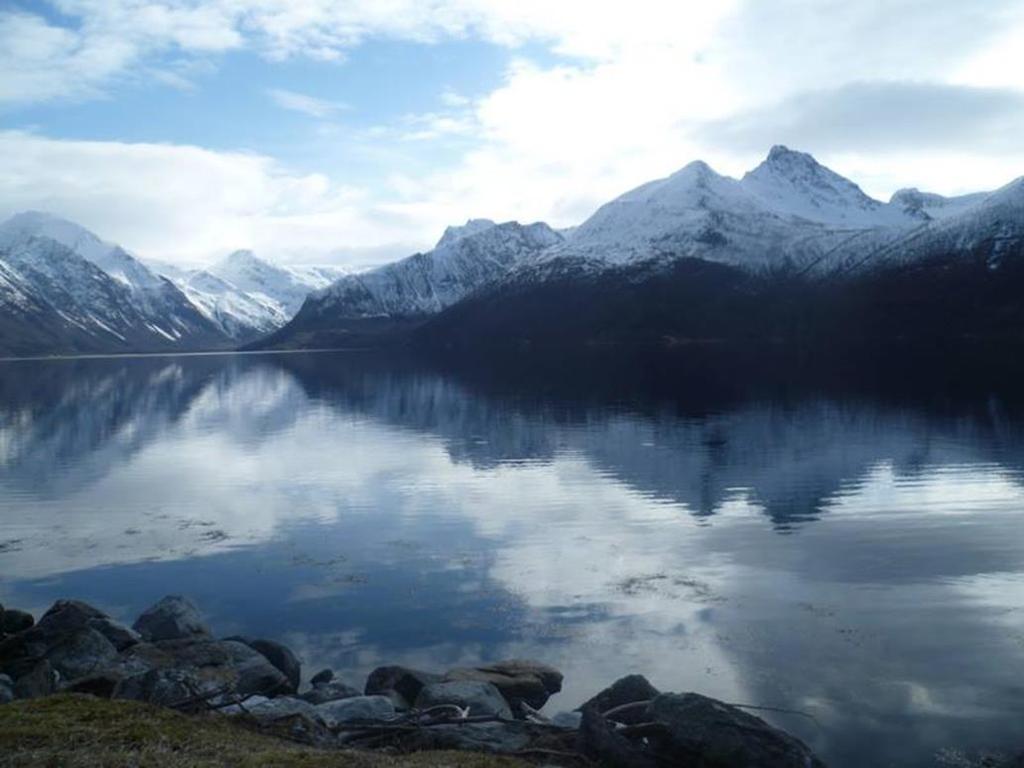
[182,248,348,336]
[740,145,909,228]
[435,219,497,249]
[0,211,116,266]
[889,187,989,221]
[0,211,165,292]
[308,219,562,321]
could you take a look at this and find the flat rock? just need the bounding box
[365,665,442,707]
[133,596,210,642]
[299,679,361,705]
[415,680,513,719]
[445,659,563,711]
[578,674,660,724]
[316,694,395,726]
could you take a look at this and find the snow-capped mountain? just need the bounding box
[876,176,1024,268]
[538,146,923,273]
[266,145,1024,352]
[149,250,346,341]
[306,219,560,318]
[173,269,288,339]
[257,219,562,348]
[529,145,1023,279]
[0,212,226,352]
[0,235,225,355]
[0,212,345,354]
[209,249,344,317]
[888,187,989,221]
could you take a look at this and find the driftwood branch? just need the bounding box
[724,702,822,727]
[599,699,653,720]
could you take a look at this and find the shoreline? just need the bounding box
[0,594,839,767]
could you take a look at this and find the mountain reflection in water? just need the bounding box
[1,349,1023,768]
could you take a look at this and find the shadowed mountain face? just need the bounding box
[2,350,1024,767]
[415,244,1024,352]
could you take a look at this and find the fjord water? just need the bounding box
[2,350,1023,766]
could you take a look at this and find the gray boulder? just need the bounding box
[316,694,395,726]
[365,665,442,707]
[13,660,55,699]
[299,679,361,705]
[1,601,120,678]
[87,617,140,651]
[113,666,222,708]
[578,674,660,724]
[111,638,287,705]
[415,680,513,719]
[44,627,118,682]
[647,693,826,767]
[133,596,210,642]
[222,640,290,698]
[37,600,105,635]
[445,659,563,711]
[230,638,300,694]
[1,609,34,635]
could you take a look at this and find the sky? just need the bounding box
[1,1,1023,267]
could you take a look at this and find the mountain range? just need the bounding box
[0,212,343,355]
[3,145,1023,357]
[262,145,1024,351]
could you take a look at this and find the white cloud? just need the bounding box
[3,2,1024,263]
[267,88,349,118]
[0,130,429,266]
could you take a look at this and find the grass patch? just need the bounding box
[0,694,532,768]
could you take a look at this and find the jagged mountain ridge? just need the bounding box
[533,146,1006,275]
[264,145,1023,351]
[312,219,562,317]
[257,219,562,348]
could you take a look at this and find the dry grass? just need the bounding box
[0,694,533,768]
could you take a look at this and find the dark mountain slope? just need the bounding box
[415,242,1024,353]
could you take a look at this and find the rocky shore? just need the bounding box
[0,596,1016,767]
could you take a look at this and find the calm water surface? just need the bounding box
[1,351,1023,767]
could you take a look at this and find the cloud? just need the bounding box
[0,130,428,266]
[696,82,1024,155]
[4,2,1024,259]
[267,88,349,118]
